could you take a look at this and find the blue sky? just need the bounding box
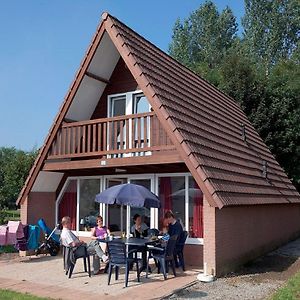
[0,1,244,151]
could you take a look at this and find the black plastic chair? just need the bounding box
[63,245,91,278]
[175,230,188,271]
[146,235,178,280]
[107,240,140,287]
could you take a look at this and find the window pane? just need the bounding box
[109,96,126,155]
[133,94,150,114]
[158,176,185,230]
[79,179,100,230]
[58,180,77,230]
[133,94,150,149]
[111,96,126,117]
[189,177,203,238]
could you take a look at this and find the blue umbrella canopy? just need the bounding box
[95,183,160,208]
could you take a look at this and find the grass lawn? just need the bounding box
[271,270,300,300]
[0,289,51,300]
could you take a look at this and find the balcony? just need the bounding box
[47,112,176,160]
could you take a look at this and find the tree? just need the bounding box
[168,18,191,69]
[0,147,38,209]
[252,60,300,189]
[242,0,300,72]
[168,1,300,191]
[169,1,238,73]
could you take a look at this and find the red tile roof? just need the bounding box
[104,13,300,207]
[17,12,300,208]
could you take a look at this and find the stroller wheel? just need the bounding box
[49,244,60,256]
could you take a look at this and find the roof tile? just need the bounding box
[108,14,300,206]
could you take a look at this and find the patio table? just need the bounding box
[98,236,155,246]
[99,237,156,272]
[124,237,154,247]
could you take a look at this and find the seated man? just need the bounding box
[61,216,84,248]
[61,216,103,275]
[131,214,148,238]
[130,214,148,271]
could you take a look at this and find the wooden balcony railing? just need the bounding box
[47,112,175,159]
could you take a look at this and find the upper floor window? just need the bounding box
[108,91,151,118]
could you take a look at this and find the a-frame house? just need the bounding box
[17,12,300,276]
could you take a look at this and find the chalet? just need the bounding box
[17,12,300,276]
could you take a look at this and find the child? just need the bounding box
[161,218,170,242]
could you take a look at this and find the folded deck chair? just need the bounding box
[7,221,24,245]
[0,225,8,246]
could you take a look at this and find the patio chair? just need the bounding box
[146,235,178,280]
[107,240,140,287]
[174,230,188,271]
[63,245,91,278]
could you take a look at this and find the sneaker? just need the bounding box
[102,254,109,263]
[94,269,105,275]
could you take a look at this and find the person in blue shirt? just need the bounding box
[164,210,183,240]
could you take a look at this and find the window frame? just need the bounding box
[107,90,151,118]
[56,174,203,244]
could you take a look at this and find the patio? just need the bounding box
[0,253,200,300]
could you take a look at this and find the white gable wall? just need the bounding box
[65,32,120,121]
[31,171,64,192]
[65,76,106,121]
[87,32,120,79]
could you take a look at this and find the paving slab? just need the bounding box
[0,254,200,299]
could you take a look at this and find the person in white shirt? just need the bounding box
[61,216,108,275]
[61,216,84,247]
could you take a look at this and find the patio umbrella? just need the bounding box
[95,183,161,208]
[171,188,203,198]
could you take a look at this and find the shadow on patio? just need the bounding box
[0,252,201,300]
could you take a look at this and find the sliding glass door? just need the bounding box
[106,178,127,232]
[104,176,154,234]
[129,179,151,232]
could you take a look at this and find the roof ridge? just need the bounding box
[106,13,241,110]
[17,12,300,208]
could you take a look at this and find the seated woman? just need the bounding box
[88,216,110,274]
[131,214,149,238]
[90,215,110,256]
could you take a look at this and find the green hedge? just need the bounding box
[0,210,20,225]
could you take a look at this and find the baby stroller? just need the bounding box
[35,219,61,256]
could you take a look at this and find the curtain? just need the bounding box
[159,177,172,226]
[159,177,172,230]
[192,182,203,238]
[59,181,77,230]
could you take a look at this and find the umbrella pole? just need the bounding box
[121,205,123,233]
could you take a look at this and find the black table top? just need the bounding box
[124,237,153,246]
[98,236,156,246]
